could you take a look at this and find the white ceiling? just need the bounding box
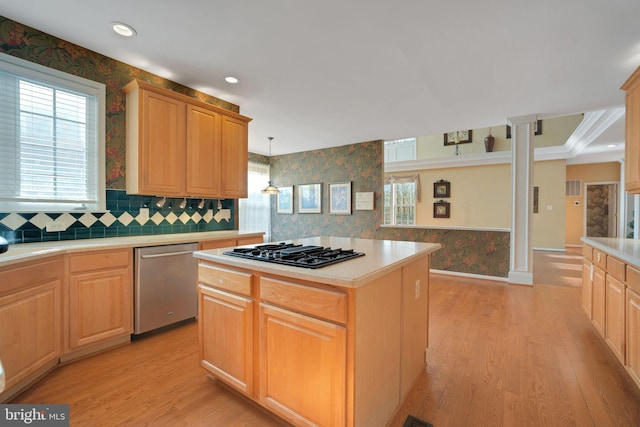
[2,0,639,158]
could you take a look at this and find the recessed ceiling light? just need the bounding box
[608,144,617,148]
[111,21,137,37]
[225,76,239,84]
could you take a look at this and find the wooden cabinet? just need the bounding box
[582,259,593,316]
[65,249,133,356]
[199,234,264,251]
[0,257,62,402]
[622,65,640,193]
[124,79,251,198]
[260,303,346,427]
[592,265,606,336]
[626,287,640,387]
[605,274,626,363]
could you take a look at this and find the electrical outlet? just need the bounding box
[415,279,420,300]
[46,221,67,232]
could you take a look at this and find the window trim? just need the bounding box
[0,52,106,212]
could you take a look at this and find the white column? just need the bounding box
[508,114,536,285]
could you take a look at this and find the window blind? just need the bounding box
[0,53,105,212]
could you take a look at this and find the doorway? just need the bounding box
[585,182,618,238]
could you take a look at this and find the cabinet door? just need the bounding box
[68,268,132,349]
[199,285,253,395]
[220,115,248,198]
[592,266,606,336]
[139,89,186,195]
[0,279,61,391]
[627,288,640,387]
[582,260,593,316]
[625,70,640,192]
[186,104,222,197]
[259,303,346,427]
[605,275,626,363]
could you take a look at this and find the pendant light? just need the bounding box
[261,137,280,194]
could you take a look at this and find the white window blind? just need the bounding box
[0,53,105,212]
[239,161,271,241]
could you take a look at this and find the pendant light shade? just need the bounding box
[262,137,280,194]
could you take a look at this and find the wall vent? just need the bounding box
[566,180,581,197]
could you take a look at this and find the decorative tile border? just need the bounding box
[0,189,235,244]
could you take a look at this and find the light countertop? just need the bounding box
[0,230,264,268]
[581,237,640,268]
[193,236,441,288]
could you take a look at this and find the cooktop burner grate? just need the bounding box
[223,243,365,269]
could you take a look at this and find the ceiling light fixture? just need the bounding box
[261,137,280,194]
[608,144,617,148]
[111,21,137,37]
[225,76,238,84]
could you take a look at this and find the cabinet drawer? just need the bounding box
[583,245,593,261]
[628,265,640,294]
[68,249,131,274]
[198,263,252,296]
[607,255,626,282]
[0,256,61,295]
[200,239,237,250]
[593,249,607,269]
[260,277,347,324]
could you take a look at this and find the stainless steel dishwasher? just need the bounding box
[134,242,198,334]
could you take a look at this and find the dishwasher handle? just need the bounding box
[140,250,195,259]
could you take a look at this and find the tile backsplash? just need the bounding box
[0,189,235,244]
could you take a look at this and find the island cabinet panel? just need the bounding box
[626,287,640,387]
[199,285,253,395]
[605,275,626,363]
[65,249,133,355]
[582,259,593,316]
[592,265,606,336]
[259,303,346,427]
[0,256,62,402]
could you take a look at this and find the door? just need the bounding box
[585,182,618,238]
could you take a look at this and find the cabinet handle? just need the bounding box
[140,250,194,259]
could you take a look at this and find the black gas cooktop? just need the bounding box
[223,242,365,269]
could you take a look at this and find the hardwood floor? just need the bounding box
[12,261,640,426]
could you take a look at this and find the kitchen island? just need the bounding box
[193,236,441,427]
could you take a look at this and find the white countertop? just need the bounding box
[581,237,640,268]
[193,236,441,288]
[0,230,264,268]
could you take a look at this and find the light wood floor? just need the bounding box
[12,250,640,426]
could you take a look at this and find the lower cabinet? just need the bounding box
[0,257,62,402]
[627,288,640,387]
[66,249,133,356]
[199,285,253,394]
[605,275,626,363]
[259,303,346,427]
[592,265,606,336]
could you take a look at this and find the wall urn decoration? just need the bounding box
[484,128,495,152]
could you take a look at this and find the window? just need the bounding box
[383,176,418,225]
[0,53,105,212]
[239,162,271,241]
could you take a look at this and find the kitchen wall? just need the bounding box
[0,16,237,243]
[533,159,566,249]
[566,162,621,245]
[269,141,511,278]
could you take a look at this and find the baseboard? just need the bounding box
[431,269,508,283]
[533,247,565,252]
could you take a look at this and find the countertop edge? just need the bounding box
[194,240,442,289]
[0,231,264,268]
[581,237,640,269]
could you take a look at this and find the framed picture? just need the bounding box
[433,200,450,218]
[506,119,542,138]
[444,130,472,146]
[433,180,450,198]
[328,182,351,215]
[298,183,322,213]
[276,186,293,214]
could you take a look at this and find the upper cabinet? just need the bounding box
[622,66,640,193]
[124,80,251,198]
